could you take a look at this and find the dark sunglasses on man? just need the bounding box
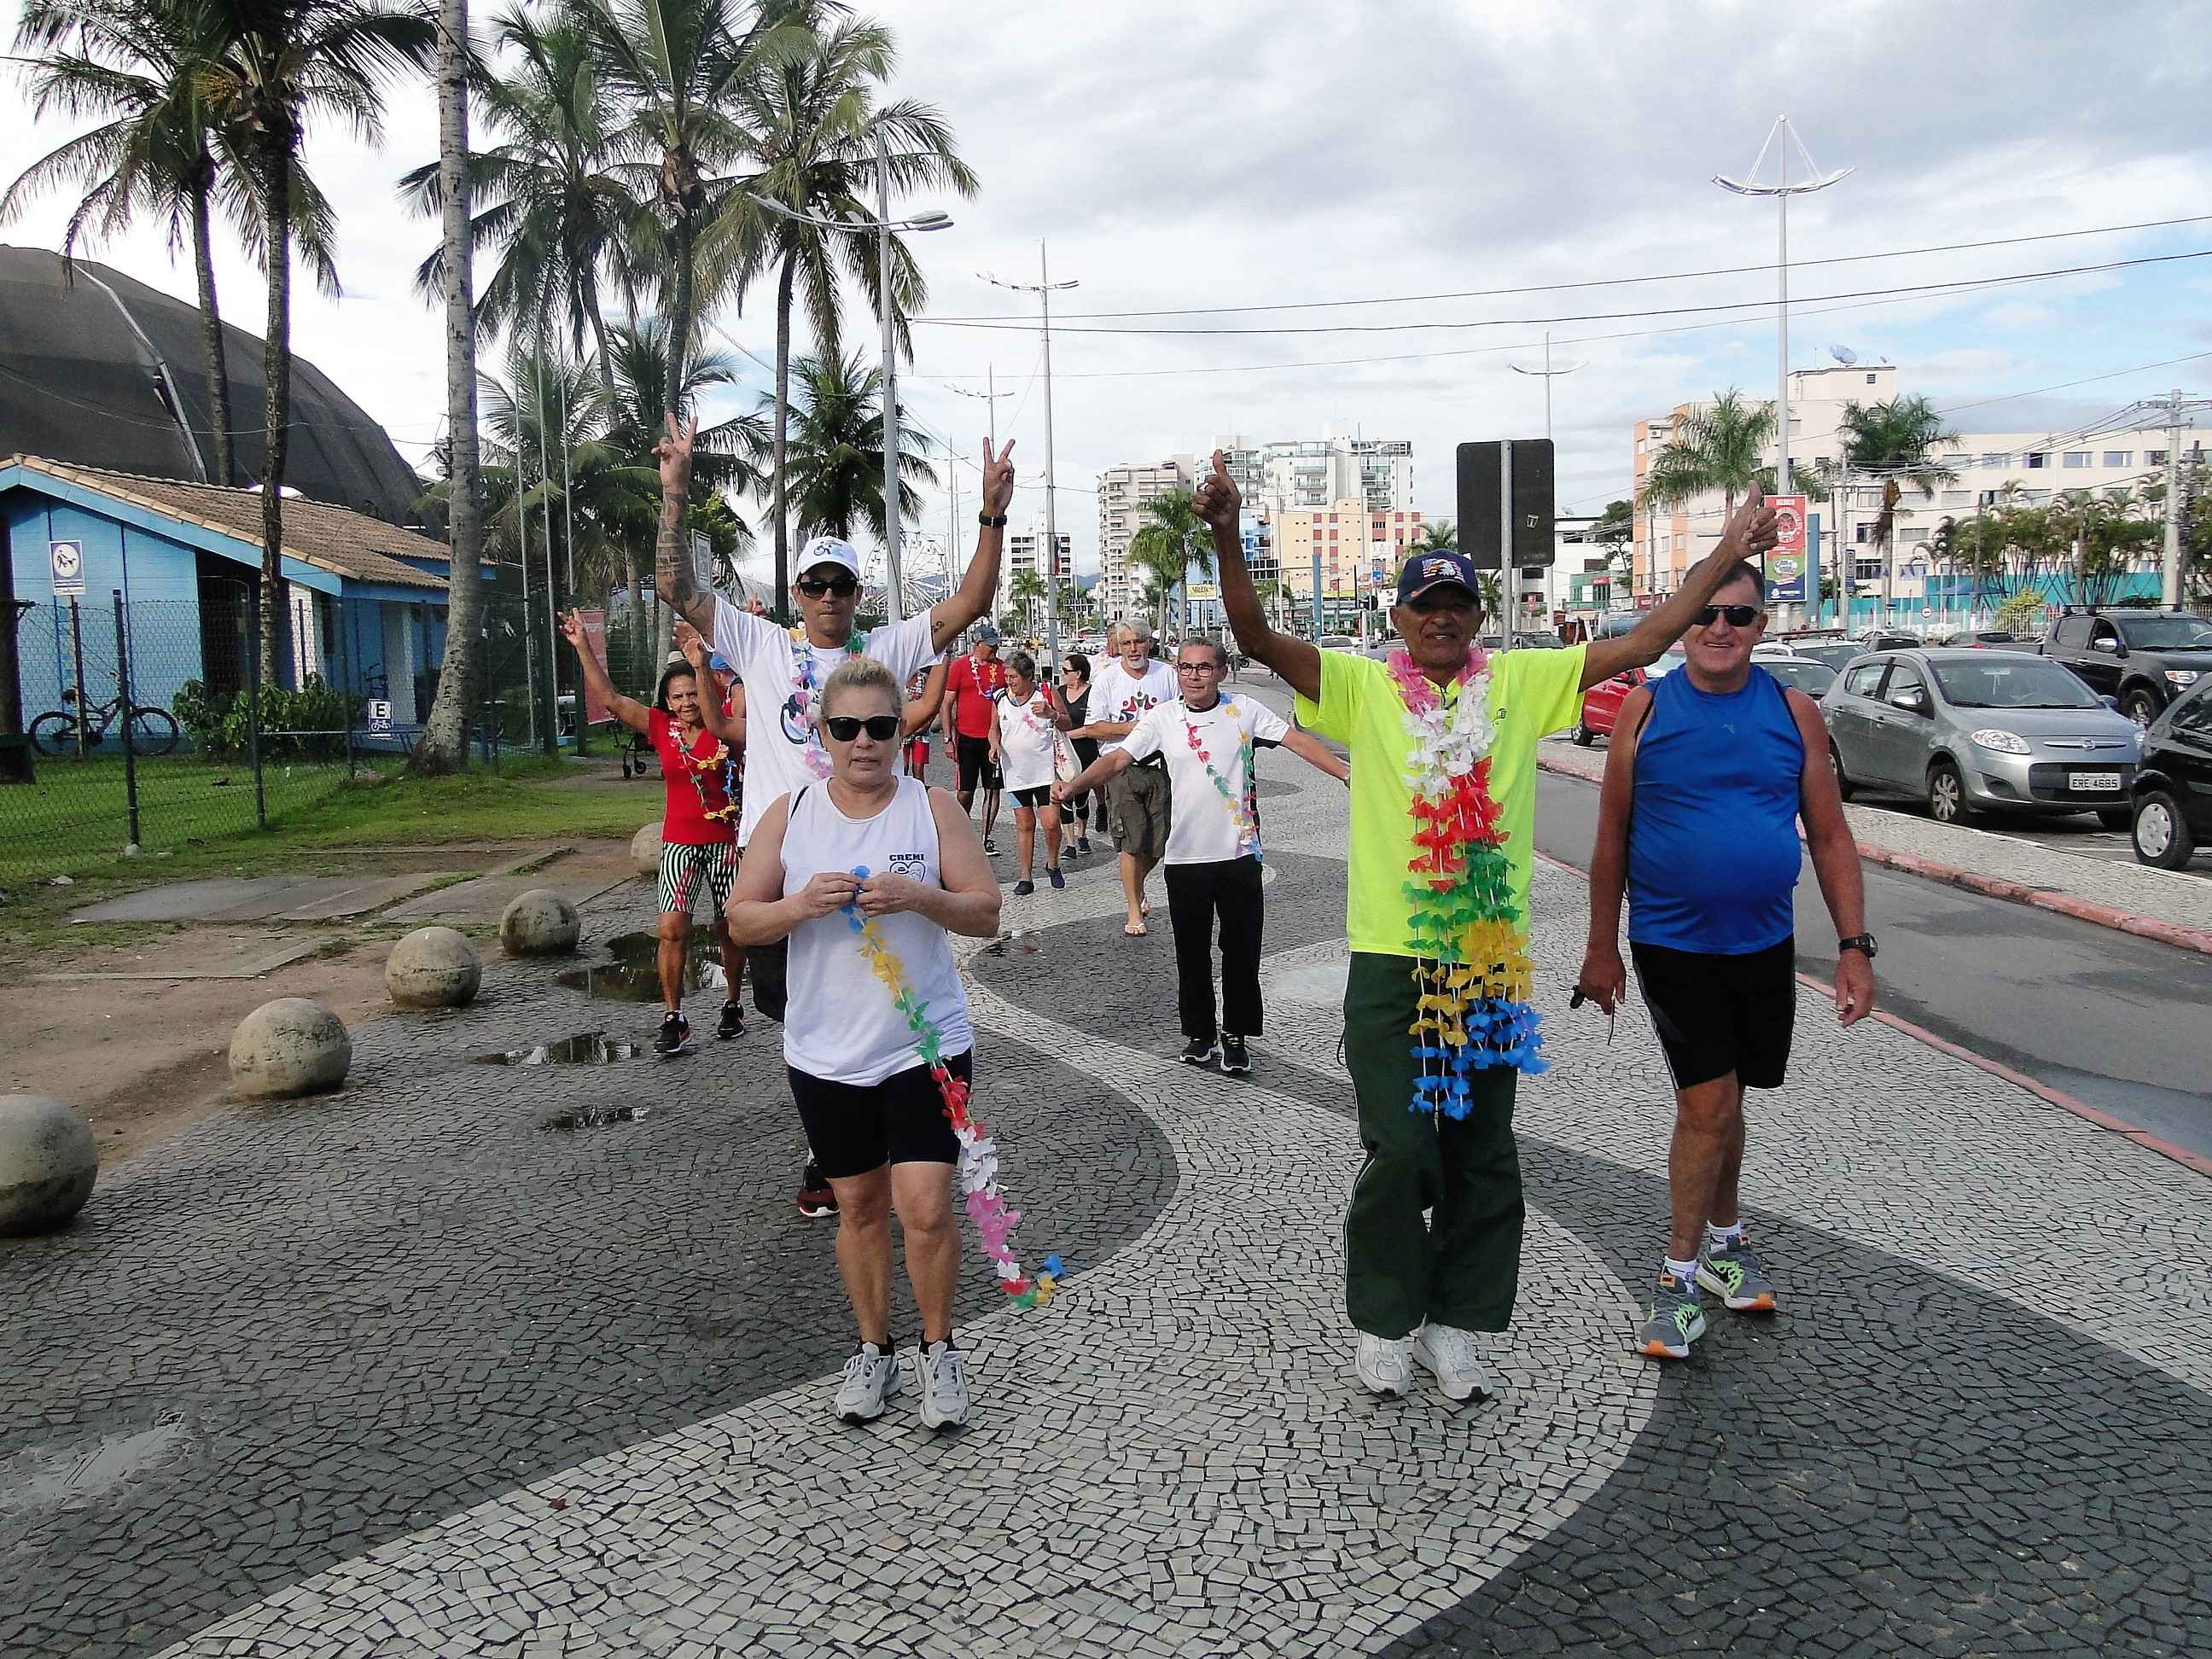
[824,713,901,742]
[1692,603,1763,627]
[796,576,859,598]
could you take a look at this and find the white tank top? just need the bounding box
[780,776,975,1086]
[995,686,1061,793]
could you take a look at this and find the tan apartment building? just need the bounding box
[1276,500,1431,602]
[1095,457,1190,621]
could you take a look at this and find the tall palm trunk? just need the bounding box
[416,0,484,773]
[256,129,294,692]
[188,167,234,487]
[771,247,795,620]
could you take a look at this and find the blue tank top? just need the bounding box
[1627,667,1804,954]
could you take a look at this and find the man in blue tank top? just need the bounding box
[1575,561,1878,1362]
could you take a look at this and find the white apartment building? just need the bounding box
[998,516,1072,625]
[1209,425,1415,519]
[1095,457,1190,621]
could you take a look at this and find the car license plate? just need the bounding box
[2069,771,2121,792]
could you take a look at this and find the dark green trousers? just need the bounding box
[1343,951,1524,1337]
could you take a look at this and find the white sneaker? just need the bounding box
[834,1342,900,1423]
[1412,1322,1498,1404]
[1354,1331,1414,1398]
[917,1340,969,1430]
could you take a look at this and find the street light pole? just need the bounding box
[2165,387,2185,609]
[983,258,1079,670]
[874,127,904,621]
[1509,330,1585,445]
[1714,116,1851,495]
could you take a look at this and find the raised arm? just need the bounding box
[1199,449,1321,704]
[652,413,717,634]
[1278,725,1349,783]
[1581,488,1781,690]
[928,439,1016,654]
[675,621,743,748]
[1574,684,1647,1015]
[1790,688,1875,1027]
[904,656,950,739]
[560,609,650,735]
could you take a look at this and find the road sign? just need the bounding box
[1456,439,1556,569]
[366,700,393,734]
[49,539,84,597]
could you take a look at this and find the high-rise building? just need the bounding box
[1208,427,1414,519]
[1275,501,1430,602]
[1095,457,1190,620]
[1000,516,1072,627]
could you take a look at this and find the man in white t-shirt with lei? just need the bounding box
[1071,620,1182,936]
[655,416,1016,1215]
[1058,638,1347,1074]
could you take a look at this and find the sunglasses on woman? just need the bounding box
[1692,603,1763,627]
[824,713,901,742]
[796,576,859,598]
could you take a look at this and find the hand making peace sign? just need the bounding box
[980,437,1017,519]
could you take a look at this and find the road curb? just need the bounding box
[1534,754,2212,959]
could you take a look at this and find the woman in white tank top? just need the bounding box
[987,650,1071,896]
[726,657,1001,1430]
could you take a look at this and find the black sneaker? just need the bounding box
[1075,838,1092,857]
[982,836,999,856]
[1012,879,1034,897]
[1220,1035,1251,1074]
[716,1001,745,1040]
[1046,866,1065,889]
[1180,1036,1219,1066]
[796,1161,837,1220]
[655,1010,692,1058]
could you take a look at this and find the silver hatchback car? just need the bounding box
[1821,649,2143,826]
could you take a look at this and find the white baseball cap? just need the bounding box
[795,536,861,581]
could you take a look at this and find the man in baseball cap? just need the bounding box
[795,534,862,584]
[1397,550,1481,607]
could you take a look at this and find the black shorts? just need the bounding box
[1010,784,1053,810]
[1630,938,1796,1091]
[789,1050,971,1180]
[955,734,1001,793]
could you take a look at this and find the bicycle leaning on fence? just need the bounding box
[30,687,182,757]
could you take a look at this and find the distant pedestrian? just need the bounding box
[989,651,1072,896]
[1057,653,1099,856]
[1073,621,1179,936]
[902,653,949,780]
[943,629,1008,854]
[1575,562,1877,1361]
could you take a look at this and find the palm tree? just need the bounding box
[1126,488,1213,636]
[414,0,482,771]
[1412,518,1456,553]
[775,347,933,545]
[1837,394,1962,616]
[204,0,434,686]
[1639,388,1777,528]
[712,10,975,614]
[1008,567,1045,637]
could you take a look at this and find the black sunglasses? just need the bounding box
[796,576,859,598]
[1693,604,1763,627]
[824,713,900,742]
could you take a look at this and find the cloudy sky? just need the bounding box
[4,0,2210,584]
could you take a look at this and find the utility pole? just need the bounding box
[982,261,1079,668]
[874,126,905,622]
[2165,387,2185,609]
[1509,331,1585,445]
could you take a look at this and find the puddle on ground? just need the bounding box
[0,1412,191,1511]
[981,929,1043,957]
[474,1032,644,1066]
[540,1104,651,1132]
[557,929,727,1002]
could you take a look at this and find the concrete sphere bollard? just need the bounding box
[228,998,352,1100]
[0,1095,99,1237]
[631,822,664,876]
[386,925,482,1010]
[500,888,580,958]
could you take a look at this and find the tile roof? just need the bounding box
[6,453,455,590]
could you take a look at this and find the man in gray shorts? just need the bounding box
[1074,621,1180,936]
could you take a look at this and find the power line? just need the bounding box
[1935,352,2212,416]
[915,249,2212,338]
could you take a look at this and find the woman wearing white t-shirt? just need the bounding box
[987,651,1072,896]
[1057,639,1347,1074]
[726,657,1001,1429]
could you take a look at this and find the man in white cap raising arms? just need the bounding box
[655,416,1016,1213]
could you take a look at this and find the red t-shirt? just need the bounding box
[946,653,1007,740]
[651,708,736,845]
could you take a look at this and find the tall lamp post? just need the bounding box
[1511,330,1584,629]
[1714,116,1851,494]
[947,367,1013,607]
[983,246,1077,671]
[749,154,952,622]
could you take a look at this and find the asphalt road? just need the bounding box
[1531,769,2212,1161]
[1836,779,2212,881]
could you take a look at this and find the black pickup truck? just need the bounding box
[2040,609,2212,726]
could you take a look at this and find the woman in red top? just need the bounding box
[563,611,746,1057]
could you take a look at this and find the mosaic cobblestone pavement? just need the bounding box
[1,754,2205,1656]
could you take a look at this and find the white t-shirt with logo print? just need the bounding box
[1086,657,1180,728]
[1113,694,1289,865]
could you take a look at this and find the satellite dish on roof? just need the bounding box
[1830,346,1859,366]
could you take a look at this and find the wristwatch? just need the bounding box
[1837,934,1878,959]
[977,512,1008,528]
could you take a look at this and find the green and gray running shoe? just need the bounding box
[1697,1234,1778,1313]
[1636,1272,1707,1361]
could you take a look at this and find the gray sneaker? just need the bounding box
[917,1340,969,1430]
[1635,1272,1708,1361]
[834,1342,900,1423]
[1697,1235,1778,1313]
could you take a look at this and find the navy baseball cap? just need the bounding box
[1396,550,1481,604]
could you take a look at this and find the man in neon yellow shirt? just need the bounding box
[1200,451,1778,1403]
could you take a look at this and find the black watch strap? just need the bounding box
[1837,934,1877,958]
[977,512,1008,528]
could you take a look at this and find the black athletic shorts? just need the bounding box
[1010,784,1052,810]
[789,1049,971,1180]
[1629,938,1796,1091]
[955,733,1001,793]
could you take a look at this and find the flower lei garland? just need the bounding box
[1181,697,1262,862]
[683,736,739,825]
[789,629,869,780]
[840,864,1062,1310]
[1388,648,1546,1119]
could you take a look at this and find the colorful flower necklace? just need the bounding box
[1181,696,1261,862]
[786,628,869,779]
[1388,648,1545,1119]
[841,865,1061,1310]
[682,730,739,826]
